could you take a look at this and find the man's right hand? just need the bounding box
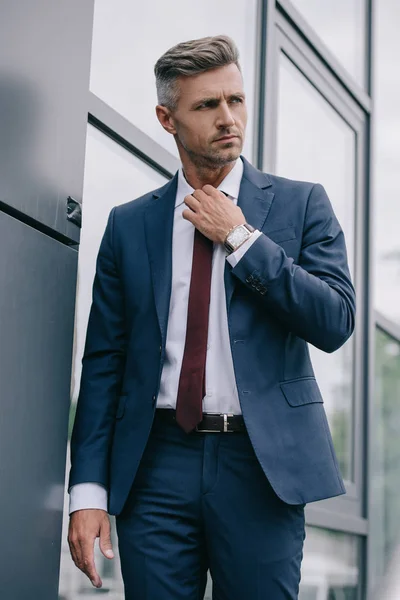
[68,509,114,588]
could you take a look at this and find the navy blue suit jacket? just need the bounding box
[69,157,356,515]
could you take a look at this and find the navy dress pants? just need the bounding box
[116,417,305,600]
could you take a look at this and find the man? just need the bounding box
[68,35,355,599]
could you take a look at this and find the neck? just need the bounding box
[181,159,237,190]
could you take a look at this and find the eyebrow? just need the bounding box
[191,92,245,109]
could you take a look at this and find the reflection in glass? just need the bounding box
[89,0,258,160]
[300,527,360,599]
[275,55,356,481]
[290,0,367,87]
[373,1,400,327]
[370,329,400,596]
[58,125,168,599]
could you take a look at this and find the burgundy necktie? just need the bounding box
[175,228,213,433]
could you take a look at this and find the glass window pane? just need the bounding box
[275,55,356,481]
[289,0,367,88]
[370,329,400,595]
[373,1,400,326]
[58,125,168,598]
[90,0,258,161]
[300,527,360,599]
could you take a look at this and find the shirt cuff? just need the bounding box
[69,483,108,514]
[226,230,262,267]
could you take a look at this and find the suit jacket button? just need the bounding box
[152,395,157,406]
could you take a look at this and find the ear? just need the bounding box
[155,105,177,135]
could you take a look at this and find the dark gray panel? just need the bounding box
[0,212,78,598]
[0,0,95,242]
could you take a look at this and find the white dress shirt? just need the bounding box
[69,158,261,514]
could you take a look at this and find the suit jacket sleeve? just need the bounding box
[69,207,126,490]
[230,183,356,353]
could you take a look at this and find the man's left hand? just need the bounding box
[182,185,245,243]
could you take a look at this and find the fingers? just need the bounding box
[68,509,107,588]
[80,538,102,588]
[202,184,222,198]
[182,208,196,224]
[184,193,201,211]
[69,531,101,587]
[182,185,239,243]
[193,187,226,202]
[192,189,209,202]
[99,516,114,560]
[184,188,226,213]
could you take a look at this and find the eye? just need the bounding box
[196,100,218,110]
[230,97,244,104]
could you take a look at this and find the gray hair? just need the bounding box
[154,35,241,110]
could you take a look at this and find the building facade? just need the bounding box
[1,1,400,599]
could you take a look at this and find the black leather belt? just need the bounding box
[155,409,246,433]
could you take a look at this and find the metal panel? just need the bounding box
[258,0,277,172]
[0,211,78,599]
[251,0,267,169]
[0,0,94,243]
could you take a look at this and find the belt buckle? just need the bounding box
[194,413,234,433]
[224,413,234,433]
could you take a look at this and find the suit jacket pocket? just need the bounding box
[280,377,324,407]
[116,394,128,419]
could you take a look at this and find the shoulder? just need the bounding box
[266,173,333,223]
[241,157,318,200]
[114,184,165,216]
[109,178,173,224]
[242,159,334,227]
[266,172,317,199]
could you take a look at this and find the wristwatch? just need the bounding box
[224,223,255,254]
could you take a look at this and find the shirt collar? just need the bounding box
[176,157,244,207]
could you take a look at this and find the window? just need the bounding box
[288,0,367,87]
[90,0,258,160]
[275,54,357,481]
[58,125,167,599]
[300,527,360,599]
[373,1,400,327]
[369,328,400,595]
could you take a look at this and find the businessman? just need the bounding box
[68,35,356,599]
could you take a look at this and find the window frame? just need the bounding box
[277,0,372,96]
[262,9,370,537]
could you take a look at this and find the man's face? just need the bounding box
[165,63,247,168]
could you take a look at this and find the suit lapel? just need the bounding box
[144,174,178,342]
[224,158,275,312]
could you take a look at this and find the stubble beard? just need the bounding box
[184,140,242,170]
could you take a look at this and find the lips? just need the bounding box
[215,135,239,142]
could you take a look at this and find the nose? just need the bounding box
[216,101,235,129]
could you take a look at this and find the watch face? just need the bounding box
[228,225,250,248]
